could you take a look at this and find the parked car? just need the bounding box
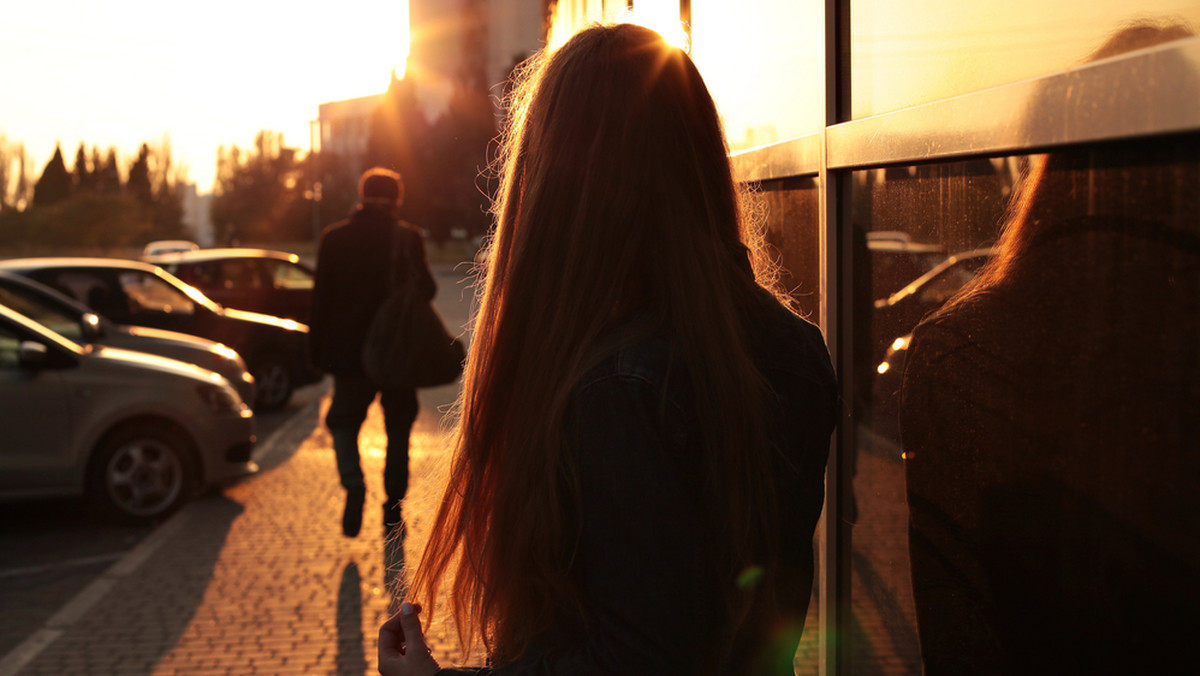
[0,258,321,410]
[869,248,994,440]
[0,303,256,523]
[867,232,947,301]
[143,248,315,323]
[871,247,994,364]
[143,240,200,256]
[0,271,256,405]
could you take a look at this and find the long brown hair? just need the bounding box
[410,23,785,663]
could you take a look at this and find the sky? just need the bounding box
[1,0,410,195]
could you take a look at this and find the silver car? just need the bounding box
[0,271,257,405]
[0,304,257,523]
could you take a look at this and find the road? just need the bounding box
[0,263,475,666]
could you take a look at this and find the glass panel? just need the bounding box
[0,325,20,368]
[269,260,315,289]
[759,177,822,322]
[691,0,824,150]
[757,176,822,675]
[850,1,1200,118]
[850,131,1200,671]
[0,286,82,341]
[118,272,194,315]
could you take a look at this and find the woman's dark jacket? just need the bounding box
[439,291,838,675]
[309,207,435,377]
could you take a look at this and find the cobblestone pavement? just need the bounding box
[4,380,473,676]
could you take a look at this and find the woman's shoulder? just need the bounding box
[746,291,836,391]
[577,331,674,393]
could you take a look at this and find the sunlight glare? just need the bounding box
[618,3,690,52]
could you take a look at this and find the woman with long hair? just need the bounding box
[379,23,837,676]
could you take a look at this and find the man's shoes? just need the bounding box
[342,487,366,537]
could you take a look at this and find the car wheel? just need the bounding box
[251,353,293,411]
[89,423,194,523]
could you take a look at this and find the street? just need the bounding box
[0,264,476,675]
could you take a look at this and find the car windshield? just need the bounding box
[269,260,314,290]
[118,271,199,315]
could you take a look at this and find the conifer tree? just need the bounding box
[74,143,96,193]
[97,149,122,194]
[33,144,72,207]
[127,143,153,203]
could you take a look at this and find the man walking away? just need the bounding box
[309,167,436,537]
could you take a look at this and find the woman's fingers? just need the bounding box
[398,602,430,656]
[379,608,406,656]
[378,602,438,676]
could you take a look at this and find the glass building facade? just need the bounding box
[547,1,1200,673]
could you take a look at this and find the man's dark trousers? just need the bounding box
[326,374,419,516]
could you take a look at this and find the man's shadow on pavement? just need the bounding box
[337,562,367,675]
[335,531,406,675]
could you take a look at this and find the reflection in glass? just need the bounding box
[756,176,822,675]
[759,178,822,321]
[849,156,1015,675]
[849,0,1200,118]
[899,22,1200,671]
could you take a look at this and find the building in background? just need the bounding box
[180,182,213,246]
[314,0,544,182]
[317,94,383,181]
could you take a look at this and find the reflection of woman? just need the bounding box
[901,22,1200,674]
[378,23,838,676]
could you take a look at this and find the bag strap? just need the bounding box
[387,221,420,295]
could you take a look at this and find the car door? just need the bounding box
[263,259,314,323]
[0,323,76,492]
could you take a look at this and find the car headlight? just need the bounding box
[196,382,245,414]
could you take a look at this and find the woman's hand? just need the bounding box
[379,602,440,676]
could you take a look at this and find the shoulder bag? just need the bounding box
[361,225,465,389]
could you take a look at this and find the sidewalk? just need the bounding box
[3,382,471,675]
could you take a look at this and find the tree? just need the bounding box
[210,131,308,245]
[74,143,96,194]
[365,75,433,227]
[127,143,152,204]
[33,144,72,208]
[96,148,122,194]
[0,138,12,210]
[148,141,185,240]
[425,81,496,243]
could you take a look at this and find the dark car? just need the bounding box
[143,248,315,324]
[871,247,994,363]
[0,271,257,405]
[0,258,321,410]
[869,248,994,440]
[867,232,947,301]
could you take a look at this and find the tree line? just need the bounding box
[0,138,185,253]
[1,70,499,254]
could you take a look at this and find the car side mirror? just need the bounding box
[17,340,75,370]
[17,340,49,369]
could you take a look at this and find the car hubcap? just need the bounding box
[257,363,289,407]
[106,439,183,517]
